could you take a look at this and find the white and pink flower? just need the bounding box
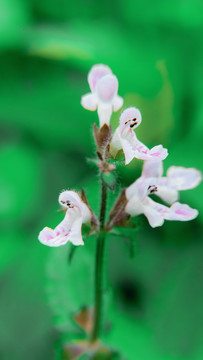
[141,160,202,204]
[111,107,168,165]
[81,64,123,127]
[125,171,199,228]
[38,191,91,247]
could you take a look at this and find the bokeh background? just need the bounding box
[0,0,202,359]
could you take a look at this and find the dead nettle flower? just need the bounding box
[125,170,199,228]
[81,64,123,128]
[110,107,168,165]
[38,191,91,247]
[141,160,202,204]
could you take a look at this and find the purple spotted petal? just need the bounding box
[120,107,142,129]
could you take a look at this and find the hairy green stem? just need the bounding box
[91,178,107,342]
[99,180,107,229]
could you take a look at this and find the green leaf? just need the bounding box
[110,226,138,259]
[106,226,203,359]
[0,240,54,360]
[46,237,96,334]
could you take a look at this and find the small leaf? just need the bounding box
[108,189,127,221]
[101,172,116,190]
[81,188,90,207]
[106,190,129,230]
[110,227,138,259]
[93,124,112,153]
[81,188,99,228]
[73,307,94,334]
[47,241,95,333]
[86,158,100,167]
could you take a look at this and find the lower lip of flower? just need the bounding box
[175,209,188,216]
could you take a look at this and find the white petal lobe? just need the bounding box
[81,93,97,111]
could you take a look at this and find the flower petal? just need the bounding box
[155,184,179,204]
[120,137,135,165]
[125,196,143,217]
[165,202,198,221]
[67,216,84,246]
[126,177,149,200]
[38,224,69,247]
[58,191,91,222]
[117,128,137,165]
[114,128,168,165]
[59,190,81,203]
[142,198,167,227]
[88,64,112,92]
[97,103,113,127]
[167,166,202,190]
[125,178,158,217]
[144,176,179,204]
[112,95,123,111]
[38,227,55,244]
[142,160,164,178]
[59,190,82,209]
[134,144,168,161]
[81,93,97,111]
[120,107,142,129]
[110,128,121,154]
[96,74,118,103]
[126,195,168,228]
[39,195,87,247]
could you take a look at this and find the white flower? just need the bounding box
[38,191,91,247]
[81,64,123,127]
[111,107,168,165]
[142,160,202,204]
[125,176,199,228]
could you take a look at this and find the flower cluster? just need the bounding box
[38,64,201,247]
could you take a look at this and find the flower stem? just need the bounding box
[91,178,107,342]
[99,180,108,229]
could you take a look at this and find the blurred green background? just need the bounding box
[0,0,202,359]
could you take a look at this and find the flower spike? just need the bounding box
[38,191,91,247]
[111,107,168,165]
[81,64,123,127]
